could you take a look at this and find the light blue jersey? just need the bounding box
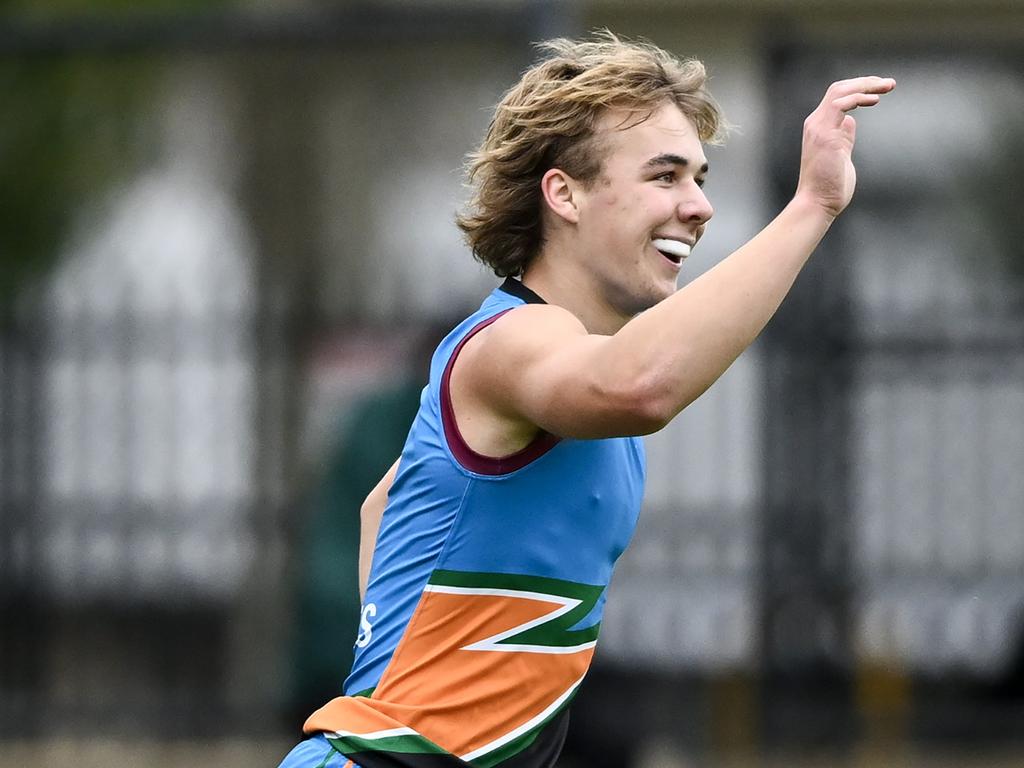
[301,278,646,768]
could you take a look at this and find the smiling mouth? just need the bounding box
[652,238,691,264]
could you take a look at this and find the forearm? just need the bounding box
[491,77,891,440]
[612,195,834,422]
[358,459,400,600]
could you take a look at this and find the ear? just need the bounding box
[540,167,580,225]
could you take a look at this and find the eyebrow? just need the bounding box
[643,153,710,174]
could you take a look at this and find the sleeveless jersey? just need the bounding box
[303,278,646,768]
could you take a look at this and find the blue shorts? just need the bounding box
[278,734,354,768]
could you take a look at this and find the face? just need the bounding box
[572,102,714,318]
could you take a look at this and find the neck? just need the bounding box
[521,247,630,336]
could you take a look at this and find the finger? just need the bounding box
[831,92,882,113]
[825,76,896,100]
[812,77,895,127]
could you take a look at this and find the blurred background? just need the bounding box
[2,1,1024,766]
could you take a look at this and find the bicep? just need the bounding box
[464,308,665,440]
[359,458,399,600]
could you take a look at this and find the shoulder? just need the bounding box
[460,303,588,370]
[452,302,588,407]
[482,303,587,349]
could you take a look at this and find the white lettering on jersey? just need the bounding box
[355,602,377,648]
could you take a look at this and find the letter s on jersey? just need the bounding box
[355,602,377,648]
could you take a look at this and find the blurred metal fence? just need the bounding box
[0,191,273,737]
[757,42,1024,748]
[2,7,1024,765]
[0,4,572,743]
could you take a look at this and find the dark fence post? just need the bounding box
[758,42,857,753]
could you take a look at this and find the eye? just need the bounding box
[696,177,707,189]
[654,171,676,183]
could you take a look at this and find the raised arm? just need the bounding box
[456,77,895,442]
[359,458,400,600]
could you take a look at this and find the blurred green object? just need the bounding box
[0,56,154,304]
[0,1,234,306]
[287,377,424,722]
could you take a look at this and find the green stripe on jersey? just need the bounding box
[327,732,448,757]
[427,569,604,649]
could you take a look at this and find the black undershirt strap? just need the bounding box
[499,276,547,306]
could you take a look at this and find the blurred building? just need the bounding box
[2,2,1024,766]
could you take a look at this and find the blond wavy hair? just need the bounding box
[456,31,726,278]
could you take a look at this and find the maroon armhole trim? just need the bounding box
[441,309,561,476]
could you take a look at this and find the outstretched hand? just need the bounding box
[796,76,896,218]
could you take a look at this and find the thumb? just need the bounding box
[842,114,857,143]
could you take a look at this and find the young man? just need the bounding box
[279,33,894,768]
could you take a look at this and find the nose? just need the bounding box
[679,184,714,225]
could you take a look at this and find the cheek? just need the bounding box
[603,193,646,223]
[580,190,621,230]
[595,190,620,210]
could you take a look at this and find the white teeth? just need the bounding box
[652,238,691,260]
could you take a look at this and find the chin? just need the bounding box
[623,286,675,317]
[649,278,680,306]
